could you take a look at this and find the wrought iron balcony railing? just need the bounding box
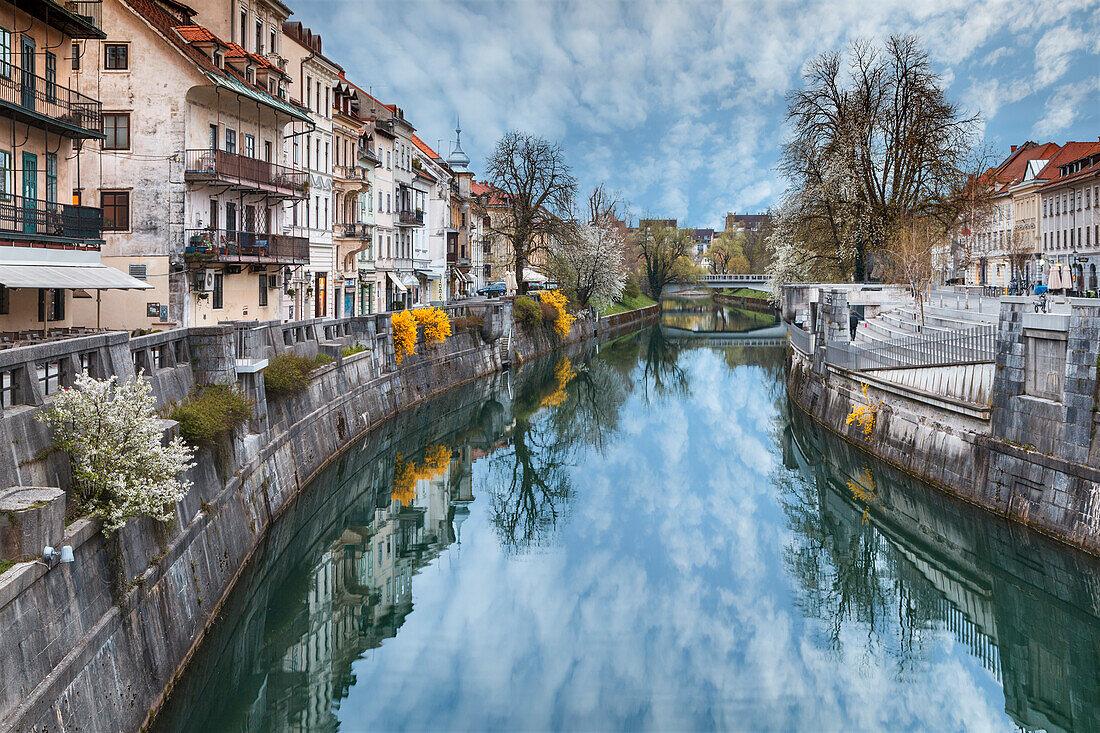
[183,149,308,199]
[0,194,101,244]
[184,228,309,264]
[396,208,424,226]
[0,65,102,138]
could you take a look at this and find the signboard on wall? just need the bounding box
[147,303,160,318]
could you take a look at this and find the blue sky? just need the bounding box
[301,0,1100,229]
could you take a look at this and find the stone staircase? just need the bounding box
[854,302,997,347]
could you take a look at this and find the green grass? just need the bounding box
[723,287,770,300]
[601,293,658,315]
[0,559,15,575]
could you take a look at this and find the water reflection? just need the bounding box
[660,293,778,334]
[154,327,1100,732]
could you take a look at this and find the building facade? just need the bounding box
[1040,143,1100,295]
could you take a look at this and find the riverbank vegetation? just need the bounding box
[263,353,335,396]
[170,385,253,446]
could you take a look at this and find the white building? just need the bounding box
[282,21,340,319]
[1040,143,1100,294]
[80,0,310,329]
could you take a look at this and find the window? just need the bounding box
[44,52,56,102]
[104,43,128,70]
[1087,188,1092,208]
[102,113,130,150]
[1077,191,1082,210]
[239,9,247,46]
[263,140,272,163]
[209,124,218,150]
[212,272,223,309]
[306,76,312,108]
[292,141,299,165]
[128,264,147,281]
[101,191,130,230]
[258,273,268,306]
[386,150,390,169]
[269,28,276,56]
[0,28,10,79]
[209,198,218,230]
[245,68,253,85]
[324,141,329,170]
[213,51,223,68]
[324,88,329,116]
[244,133,255,158]
[45,153,56,205]
[225,129,236,154]
[0,285,7,314]
[387,193,391,213]
[38,289,65,322]
[255,20,263,54]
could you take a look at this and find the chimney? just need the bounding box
[1010,145,1018,153]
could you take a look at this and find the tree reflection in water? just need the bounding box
[641,325,688,403]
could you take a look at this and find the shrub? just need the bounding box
[170,384,253,446]
[263,353,332,397]
[39,373,195,531]
[541,290,575,338]
[452,314,484,332]
[515,296,543,328]
[392,310,418,364]
[412,306,452,344]
[539,300,558,322]
[342,343,368,357]
[622,275,641,300]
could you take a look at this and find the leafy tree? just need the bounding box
[635,224,695,300]
[39,372,195,531]
[706,230,750,274]
[485,131,576,294]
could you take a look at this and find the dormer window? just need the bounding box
[213,51,223,67]
[246,67,254,84]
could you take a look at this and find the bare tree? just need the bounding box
[778,35,981,282]
[485,131,577,294]
[1007,229,1034,289]
[635,225,695,302]
[887,217,938,329]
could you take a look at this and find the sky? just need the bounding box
[300,0,1100,230]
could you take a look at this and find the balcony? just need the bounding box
[0,67,102,139]
[334,164,369,185]
[183,149,308,199]
[447,250,471,268]
[337,222,371,239]
[184,229,309,265]
[396,209,424,227]
[0,194,101,245]
[20,0,104,39]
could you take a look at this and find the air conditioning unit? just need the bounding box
[203,268,216,291]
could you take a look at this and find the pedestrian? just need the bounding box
[849,310,859,340]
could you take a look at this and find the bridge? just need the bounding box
[666,273,769,290]
[661,323,787,347]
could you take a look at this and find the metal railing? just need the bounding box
[700,273,768,283]
[334,164,369,182]
[183,149,308,198]
[837,326,996,370]
[788,323,812,355]
[0,194,102,242]
[338,222,371,239]
[396,209,424,226]
[0,65,102,137]
[183,228,309,263]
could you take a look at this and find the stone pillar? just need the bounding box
[1060,301,1100,464]
[990,301,1026,441]
[818,288,851,344]
[185,326,237,386]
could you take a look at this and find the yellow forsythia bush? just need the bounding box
[392,309,418,365]
[540,356,577,408]
[413,306,452,344]
[845,383,883,440]
[541,290,575,338]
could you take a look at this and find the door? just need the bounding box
[344,289,353,318]
[22,152,37,234]
[20,36,34,110]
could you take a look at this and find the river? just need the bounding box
[153,297,1100,732]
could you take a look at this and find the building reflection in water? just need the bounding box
[781,405,1100,733]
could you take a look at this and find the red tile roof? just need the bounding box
[1035,141,1099,181]
[1038,142,1100,190]
[411,133,440,161]
[175,25,216,43]
[990,142,1061,188]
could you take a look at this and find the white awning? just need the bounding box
[0,263,153,290]
[454,269,471,284]
[386,271,407,293]
[401,273,418,288]
[523,268,548,283]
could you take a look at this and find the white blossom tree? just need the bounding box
[549,221,627,309]
[39,372,195,531]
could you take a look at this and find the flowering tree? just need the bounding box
[39,372,195,532]
[549,221,627,309]
[541,290,575,337]
[392,310,418,364]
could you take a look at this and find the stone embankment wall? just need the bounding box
[0,301,656,733]
[783,286,1100,556]
[711,292,777,315]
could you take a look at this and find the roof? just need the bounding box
[1035,141,1100,182]
[411,134,441,161]
[1038,142,1100,191]
[990,142,1061,190]
[471,180,510,206]
[122,0,306,122]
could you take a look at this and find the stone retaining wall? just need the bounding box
[0,302,656,732]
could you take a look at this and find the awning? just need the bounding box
[523,268,548,283]
[386,271,407,293]
[401,273,418,288]
[0,263,153,290]
[453,269,471,284]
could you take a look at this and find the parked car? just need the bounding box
[477,281,507,298]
